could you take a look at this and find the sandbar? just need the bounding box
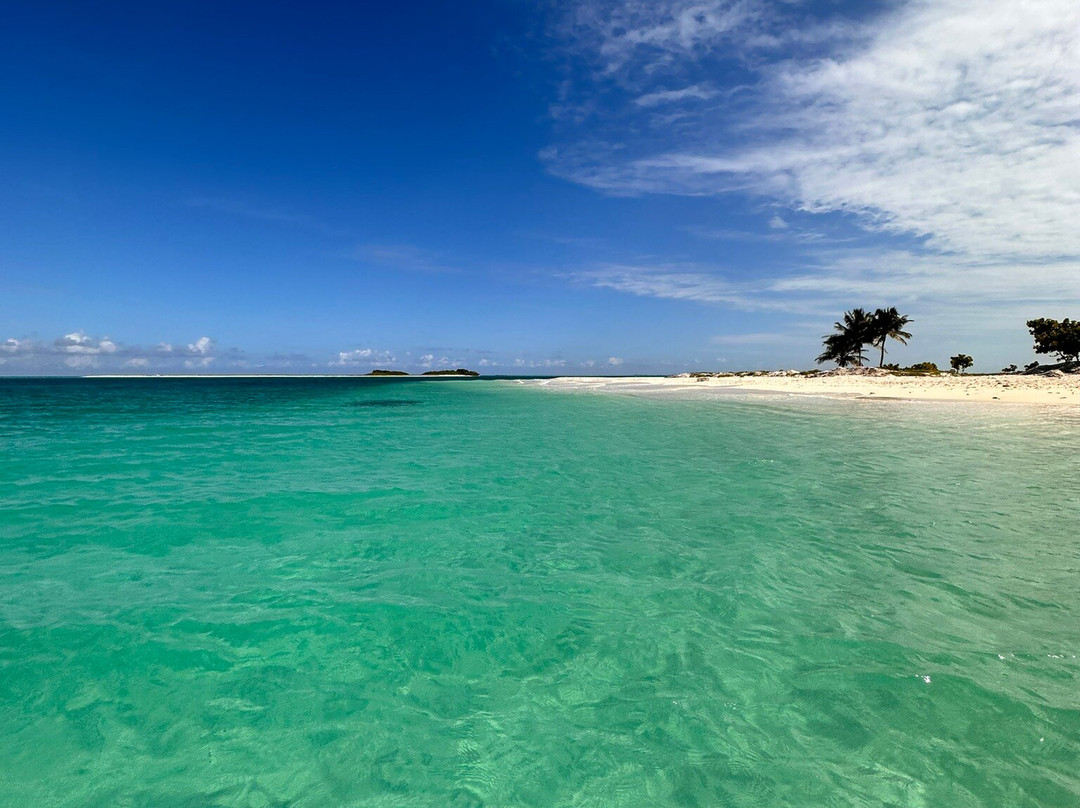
[537,373,1080,406]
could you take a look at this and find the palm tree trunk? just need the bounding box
[879,340,886,367]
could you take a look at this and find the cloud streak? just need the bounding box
[549,0,1080,314]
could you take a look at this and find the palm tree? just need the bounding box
[838,308,875,350]
[870,307,913,367]
[816,332,866,367]
[815,308,873,368]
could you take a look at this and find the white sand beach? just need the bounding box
[540,372,1080,406]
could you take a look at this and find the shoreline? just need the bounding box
[537,374,1080,406]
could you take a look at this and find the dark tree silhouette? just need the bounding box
[1026,318,1080,363]
[870,308,913,367]
[816,308,873,367]
[816,332,866,367]
[950,354,973,374]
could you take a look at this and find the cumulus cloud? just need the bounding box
[333,348,397,367]
[0,332,226,374]
[54,331,118,355]
[508,357,568,369]
[607,356,624,366]
[187,337,214,355]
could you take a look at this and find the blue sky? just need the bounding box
[3,0,1078,374]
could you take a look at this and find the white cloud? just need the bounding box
[184,357,215,369]
[333,348,397,367]
[58,331,92,347]
[340,348,372,360]
[54,331,118,355]
[551,0,1080,315]
[569,0,758,76]
[607,356,624,366]
[508,358,569,369]
[124,358,150,369]
[633,0,1080,262]
[572,262,815,312]
[635,84,716,107]
[187,337,214,355]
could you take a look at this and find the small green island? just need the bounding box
[364,368,479,377]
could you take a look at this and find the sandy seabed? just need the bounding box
[538,373,1080,406]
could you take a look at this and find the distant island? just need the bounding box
[364,368,479,377]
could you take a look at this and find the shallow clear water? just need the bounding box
[1,378,1079,807]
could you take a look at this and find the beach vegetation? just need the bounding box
[817,306,914,368]
[1026,318,1080,363]
[816,308,873,367]
[885,361,940,376]
[950,354,974,373]
[816,331,866,367]
[908,361,940,374]
[421,368,480,376]
[1001,364,1018,374]
[869,307,914,367]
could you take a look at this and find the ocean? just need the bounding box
[1,377,1078,807]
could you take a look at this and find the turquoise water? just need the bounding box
[1,378,1079,807]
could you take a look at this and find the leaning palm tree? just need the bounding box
[870,307,913,367]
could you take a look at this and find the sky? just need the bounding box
[2,0,1078,375]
